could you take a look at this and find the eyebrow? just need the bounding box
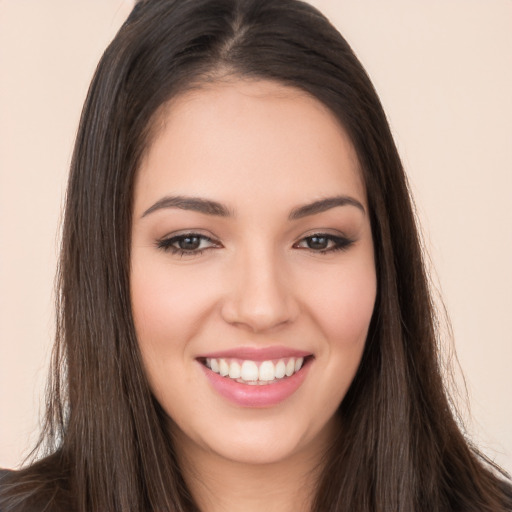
[141,194,365,219]
[288,196,365,220]
[141,196,231,218]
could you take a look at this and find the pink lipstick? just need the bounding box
[197,347,313,407]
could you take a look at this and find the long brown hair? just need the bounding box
[1,0,511,510]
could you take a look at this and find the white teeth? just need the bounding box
[228,361,241,379]
[219,359,229,377]
[285,359,295,377]
[205,356,308,383]
[241,360,259,381]
[275,360,286,379]
[259,360,275,381]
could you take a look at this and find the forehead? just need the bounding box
[134,79,366,215]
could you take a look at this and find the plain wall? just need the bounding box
[1,0,511,472]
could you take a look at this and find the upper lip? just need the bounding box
[196,346,312,361]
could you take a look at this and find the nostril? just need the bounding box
[219,268,299,332]
[220,301,298,333]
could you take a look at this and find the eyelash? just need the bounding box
[293,233,354,254]
[156,233,219,256]
[156,232,354,257]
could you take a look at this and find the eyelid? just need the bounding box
[155,229,354,256]
[292,228,350,244]
[160,227,219,239]
[156,231,222,255]
[292,231,355,253]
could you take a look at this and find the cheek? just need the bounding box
[307,263,376,411]
[302,257,377,348]
[130,257,214,406]
[329,274,375,342]
[130,256,219,353]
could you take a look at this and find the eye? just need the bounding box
[294,233,354,254]
[156,233,220,256]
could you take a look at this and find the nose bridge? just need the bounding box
[221,240,296,332]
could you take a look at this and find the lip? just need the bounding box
[197,346,312,361]
[198,355,313,408]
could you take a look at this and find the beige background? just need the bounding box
[1,1,511,473]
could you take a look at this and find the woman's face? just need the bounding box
[131,79,376,466]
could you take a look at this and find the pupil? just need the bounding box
[179,236,200,250]
[308,236,328,250]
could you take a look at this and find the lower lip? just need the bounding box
[199,358,312,408]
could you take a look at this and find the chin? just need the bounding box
[213,435,304,466]
[171,411,337,468]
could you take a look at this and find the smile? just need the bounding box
[204,356,305,385]
[197,350,313,407]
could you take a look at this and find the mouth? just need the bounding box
[196,350,314,407]
[198,355,312,385]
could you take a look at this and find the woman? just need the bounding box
[1,0,511,510]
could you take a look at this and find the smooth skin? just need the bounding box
[131,79,377,512]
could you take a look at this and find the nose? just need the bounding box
[220,247,299,333]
